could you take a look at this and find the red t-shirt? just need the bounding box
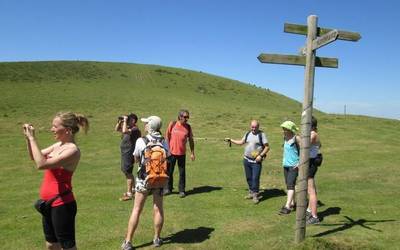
[167,121,193,156]
[40,167,75,207]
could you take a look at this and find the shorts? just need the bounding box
[42,201,77,249]
[134,177,164,196]
[283,167,298,190]
[308,158,319,178]
[121,149,134,175]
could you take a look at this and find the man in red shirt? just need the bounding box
[165,109,195,197]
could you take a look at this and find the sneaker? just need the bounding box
[306,210,312,220]
[179,192,186,198]
[307,216,320,225]
[252,195,260,204]
[119,192,133,201]
[279,206,291,215]
[121,240,134,250]
[244,192,253,200]
[153,238,163,247]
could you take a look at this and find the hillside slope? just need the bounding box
[1,61,399,250]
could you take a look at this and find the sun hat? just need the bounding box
[141,116,162,131]
[280,121,299,133]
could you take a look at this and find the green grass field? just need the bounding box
[1,61,399,249]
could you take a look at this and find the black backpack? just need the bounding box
[244,130,265,150]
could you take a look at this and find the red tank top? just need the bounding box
[40,167,75,207]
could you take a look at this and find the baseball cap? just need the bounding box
[141,116,162,131]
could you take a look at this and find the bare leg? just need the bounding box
[285,189,295,208]
[126,173,134,194]
[125,192,148,242]
[307,178,318,217]
[152,191,164,240]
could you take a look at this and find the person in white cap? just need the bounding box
[279,120,300,215]
[121,116,170,250]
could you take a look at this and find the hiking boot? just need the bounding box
[179,192,186,198]
[119,192,133,201]
[307,216,320,225]
[279,206,291,215]
[153,238,163,247]
[121,240,134,250]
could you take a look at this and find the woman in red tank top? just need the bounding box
[23,112,89,250]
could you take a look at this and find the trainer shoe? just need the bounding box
[279,206,291,215]
[307,216,320,225]
[121,240,134,250]
[179,192,186,198]
[163,189,171,196]
[306,210,312,220]
[153,238,163,247]
[252,195,260,204]
[244,192,253,199]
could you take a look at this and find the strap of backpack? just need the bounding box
[258,131,265,150]
[244,131,250,143]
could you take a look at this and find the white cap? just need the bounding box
[141,116,162,131]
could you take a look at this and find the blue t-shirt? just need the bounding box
[282,137,299,168]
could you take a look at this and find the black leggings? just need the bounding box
[42,201,77,249]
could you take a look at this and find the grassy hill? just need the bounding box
[0,61,399,249]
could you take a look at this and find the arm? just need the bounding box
[165,122,172,142]
[115,120,122,132]
[256,143,270,162]
[23,124,79,170]
[29,138,79,170]
[121,116,131,134]
[189,134,195,161]
[229,138,245,145]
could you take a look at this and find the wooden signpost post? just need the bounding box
[258,15,360,243]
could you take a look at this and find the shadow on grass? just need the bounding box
[318,206,342,222]
[313,215,396,238]
[185,185,222,196]
[135,226,215,248]
[259,188,286,202]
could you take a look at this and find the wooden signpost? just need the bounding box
[258,15,360,243]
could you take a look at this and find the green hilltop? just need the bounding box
[1,61,399,249]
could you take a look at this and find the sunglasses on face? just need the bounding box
[181,115,189,119]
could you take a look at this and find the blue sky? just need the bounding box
[1,0,399,119]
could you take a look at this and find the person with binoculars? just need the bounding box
[115,113,141,201]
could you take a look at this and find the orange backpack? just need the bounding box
[140,136,169,189]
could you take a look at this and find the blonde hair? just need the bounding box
[56,112,89,134]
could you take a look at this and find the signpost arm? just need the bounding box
[295,14,317,243]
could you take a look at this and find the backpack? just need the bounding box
[139,136,169,189]
[244,130,265,149]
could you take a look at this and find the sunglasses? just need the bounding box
[181,115,189,119]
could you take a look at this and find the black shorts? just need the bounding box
[308,158,319,178]
[121,149,134,175]
[42,201,77,249]
[283,167,298,190]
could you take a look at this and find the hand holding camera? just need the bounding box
[22,123,35,139]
